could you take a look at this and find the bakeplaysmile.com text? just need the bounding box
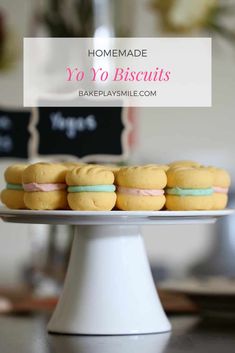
[77,90,157,97]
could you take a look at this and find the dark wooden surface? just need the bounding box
[0,314,235,353]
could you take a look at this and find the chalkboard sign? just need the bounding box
[0,108,31,158]
[30,106,129,162]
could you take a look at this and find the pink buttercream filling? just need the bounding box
[117,186,164,196]
[213,186,229,194]
[23,183,66,192]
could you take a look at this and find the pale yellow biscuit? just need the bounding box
[66,165,114,186]
[67,165,116,211]
[23,163,67,184]
[1,190,25,209]
[24,191,68,210]
[115,165,166,211]
[202,167,230,210]
[116,194,165,211]
[203,167,231,188]
[68,192,116,211]
[169,160,202,169]
[212,194,228,210]
[4,164,28,184]
[116,165,167,189]
[1,164,28,209]
[22,163,68,210]
[166,167,214,211]
[166,195,213,211]
[167,167,213,189]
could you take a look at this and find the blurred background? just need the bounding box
[0,0,235,315]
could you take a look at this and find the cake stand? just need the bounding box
[0,207,233,335]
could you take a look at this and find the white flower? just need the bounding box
[168,0,217,30]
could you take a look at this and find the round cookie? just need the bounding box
[66,164,114,186]
[1,164,28,209]
[24,191,68,211]
[23,163,67,184]
[116,165,167,190]
[66,165,116,211]
[166,167,214,211]
[204,167,231,210]
[22,163,68,210]
[4,164,28,184]
[115,165,167,211]
[116,193,166,211]
[213,194,228,210]
[167,167,213,189]
[166,195,213,211]
[68,192,116,211]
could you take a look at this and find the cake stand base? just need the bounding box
[2,208,231,335]
[47,224,171,335]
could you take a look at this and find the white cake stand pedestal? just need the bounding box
[0,208,233,335]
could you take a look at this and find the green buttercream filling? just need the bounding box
[6,183,23,191]
[68,185,116,193]
[166,187,213,196]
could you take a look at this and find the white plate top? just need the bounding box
[0,207,233,225]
